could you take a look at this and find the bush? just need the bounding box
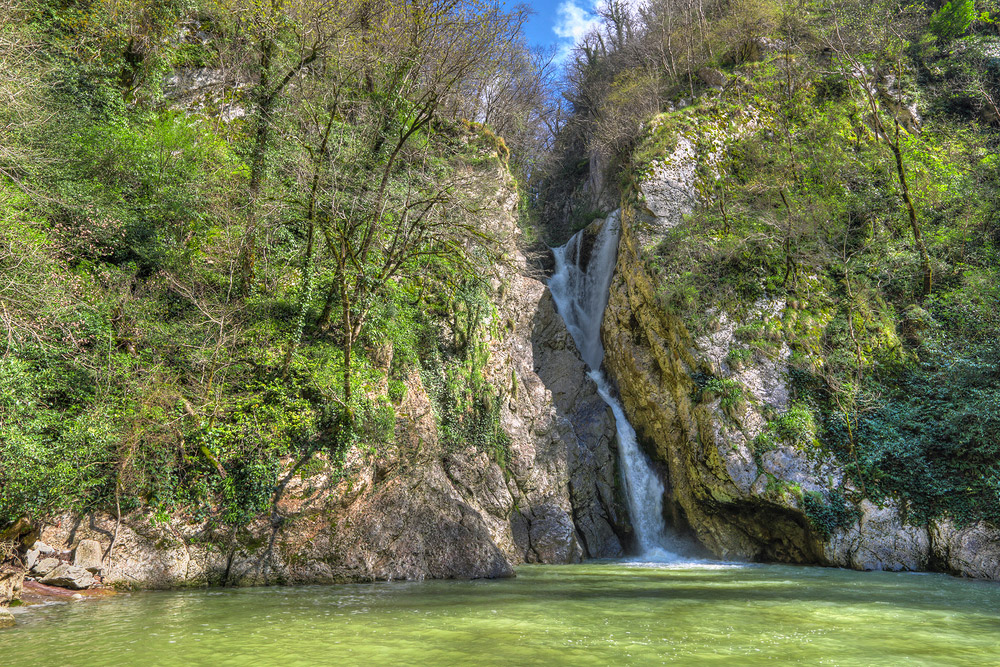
[803,490,859,538]
[705,377,745,409]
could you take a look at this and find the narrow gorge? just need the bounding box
[4,0,1000,659]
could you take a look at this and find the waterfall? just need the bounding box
[549,213,681,562]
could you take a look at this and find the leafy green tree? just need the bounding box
[930,0,976,42]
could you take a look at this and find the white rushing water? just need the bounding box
[549,212,681,561]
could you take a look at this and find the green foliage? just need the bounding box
[0,0,540,535]
[802,490,860,538]
[825,342,1000,526]
[754,403,817,454]
[930,0,976,42]
[417,278,513,470]
[620,7,1000,532]
[704,377,745,409]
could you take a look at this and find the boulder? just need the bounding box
[0,609,14,629]
[25,548,39,571]
[39,564,96,590]
[524,503,584,564]
[30,557,60,577]
[697,67,728,89]
[0,570,24,605]
[73,539,104,574]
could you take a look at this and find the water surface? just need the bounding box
[5,562,999,665]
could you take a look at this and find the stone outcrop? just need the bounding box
[0,569,23,628]
[34,169,629,589]
[930,522,1000,579]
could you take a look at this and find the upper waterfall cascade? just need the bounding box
[549,212,681,561]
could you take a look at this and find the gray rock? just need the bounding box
[931,521,1000,580]
[39,564,96,590]
[30,557,60,577]
[74,539,104,573]
[30,541,55,556]
[525,503,584,564]
[25,549,39,571]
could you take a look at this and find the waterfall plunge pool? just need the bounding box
[4,561,999,665]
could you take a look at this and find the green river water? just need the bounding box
[4,561,1000,665]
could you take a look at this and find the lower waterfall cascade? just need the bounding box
[548,212,681,561]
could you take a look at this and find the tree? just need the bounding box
[930,0,976,42]
[275,0,524,411]
[828,0,933,297]
[212,0,364,296]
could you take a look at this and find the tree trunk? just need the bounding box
[889,120,932,298]
[238,39,276,299]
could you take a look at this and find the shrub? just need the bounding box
[803,490,859,538]
[705,377,745,409]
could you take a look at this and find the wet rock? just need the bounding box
[73,539,104,574]
[0,609,14,629]
[39,564,96,590]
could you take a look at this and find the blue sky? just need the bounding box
[521,0,604,58]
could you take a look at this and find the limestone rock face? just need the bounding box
[638,138,697,230]
[825,501,931,572]
[598,132,1000,579]
[930,522,1000,580]
[37,169,630,589]
[601,226,825,562]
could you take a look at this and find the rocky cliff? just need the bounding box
[598,130,1000,580]
[31,172,631,589]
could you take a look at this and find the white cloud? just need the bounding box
[553,0,601,43]
[551,0,645,62]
